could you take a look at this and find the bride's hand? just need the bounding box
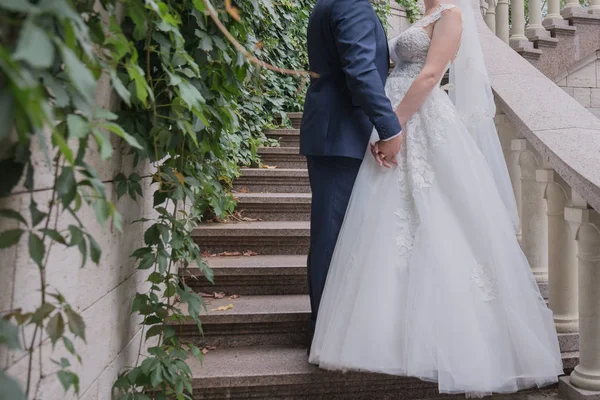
[370,134,403,168]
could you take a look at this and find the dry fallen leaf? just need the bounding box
[241,217,259,222]
[201,348,209,355]
[211,304,234,312]
[229,294,240,300]
[243,250,258,256]
[225,0,241,21]
[214,292,226,299]
[261,164,277,169]
[201,250,216,258]
[218,251,242,257]
[239,187,249,193]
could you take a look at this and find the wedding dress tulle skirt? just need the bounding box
[308,82,563,396]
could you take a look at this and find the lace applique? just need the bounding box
[471,263,496,302]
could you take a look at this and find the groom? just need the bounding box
[300,0,403,348]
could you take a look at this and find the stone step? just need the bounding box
[235,193,311,221]
[182,255,553,300]
[275,112,303,129]
[175,292,578,353]
[192,221,310,255]
[258,147,305,169]
[188,345,574,400]
[181,255,307,295]
[266,129,300,147]
[233,168,310,194]
[174,295,310,348]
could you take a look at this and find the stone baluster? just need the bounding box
[494,111,523,242]
[560,208,600,397]
[496,0,510,43]
[510,0,528,43]
[519,143,548,282]
[526,0,544,36]
[484,0,497,34]
[545,0,562,20]
[546,175,580,333]
[562,0,582,13]
[510,138,527,243]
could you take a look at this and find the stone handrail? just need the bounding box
[480,26,600,212]
[473,0,600,395]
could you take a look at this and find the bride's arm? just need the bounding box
[394,9,463,127]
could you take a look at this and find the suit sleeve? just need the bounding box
[331,0,402,140]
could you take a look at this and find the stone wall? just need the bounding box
[388,2,412,39]
[0,72,156,400]
[556,50,600,119]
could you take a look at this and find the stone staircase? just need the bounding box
[511,9,600,80]
[178,113,580,399]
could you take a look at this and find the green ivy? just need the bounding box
[396,0,420,23]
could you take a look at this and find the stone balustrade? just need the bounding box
[473,0,600,397]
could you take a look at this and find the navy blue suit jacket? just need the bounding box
[300,0,401,160]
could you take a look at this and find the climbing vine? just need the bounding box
[396,0,421,23]
[0,0,392,399]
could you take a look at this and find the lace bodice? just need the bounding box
[388,4,456,66]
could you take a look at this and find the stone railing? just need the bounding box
[472,0,600,398]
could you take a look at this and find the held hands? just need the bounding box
[370,133,403,168]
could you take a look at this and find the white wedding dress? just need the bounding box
[309,4,563,396]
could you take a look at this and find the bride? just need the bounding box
[308,0,564,396]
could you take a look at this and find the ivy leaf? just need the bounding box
[59,43,96,105]
[0,370,26,400]
[57,370,79,394]
[126,63,149,105]
[63,337,76,356]
[200,36,213,52]
[0,157,26,197]
[1,0,38,12]
[51,131,74,165]
[145,325,162,341]
[68,225,87,268]
[31,303,55,325]
[0,209,27,226]
[92,129,113,160]
[144,224,161,246]
[0,318,21,349]
[56,167,77,207]
[66,114,91,139]
[29,201,47,227]
[87,234,101,264]
[150,364,163,388]
[28,233,45,268]
[46,313,65,346]
[0,229,24,249]
[177,81,205,110]
[108,70,131,106]
[65,308,86,342]
[0,88,15,140]
[99,122,142,149]
[93,108,118,121]
[13,19,54,68]
[39,229,67,245]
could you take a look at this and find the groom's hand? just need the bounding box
[370,134,403,168]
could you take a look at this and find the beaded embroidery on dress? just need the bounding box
[309,4,563,397]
